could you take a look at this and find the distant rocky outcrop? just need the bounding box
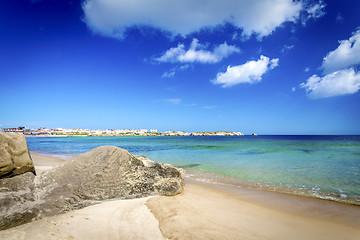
[0,146,185,230]
[0,132,35,179]
[190,131,244,136]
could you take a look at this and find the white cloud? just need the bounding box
[158,98,181,104]
[161,64,191,79]
[281,44,294,53]
[82,0,323,40]
[305,1,326,20]
[179,64,190,71]
[300,28,360,99]
[156,38,240,64]
[292,87,296,92]
[300,68,360,99]
[211,55,279,88]
[321,29,360,74]
[161,69,176,79]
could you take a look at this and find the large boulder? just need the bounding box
[0,146,185,230]
[0,132,35,179]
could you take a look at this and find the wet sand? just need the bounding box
[147,178,360,240]
[1,153,359,240]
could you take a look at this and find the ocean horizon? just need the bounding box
[26,135,360,205]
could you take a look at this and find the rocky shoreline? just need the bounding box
[0,132,185,230]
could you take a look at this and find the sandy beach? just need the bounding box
[1,153,359,240]
[31,153,66,174]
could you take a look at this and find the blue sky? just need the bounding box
[1,0,360,134]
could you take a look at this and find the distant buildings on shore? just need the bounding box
[1,127,245,136]
[0,127,158,136]
[1,127,28,133]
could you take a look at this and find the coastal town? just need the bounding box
[1,126,245,136]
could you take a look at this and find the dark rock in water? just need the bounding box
[0,132,36,179]
[177,163,201,168]
[0,146,185,230]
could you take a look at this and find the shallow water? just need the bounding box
[26,135,360,205]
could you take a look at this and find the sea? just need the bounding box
[26,135,360,205]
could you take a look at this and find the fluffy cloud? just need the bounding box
[82,0,323,39]
[301,29,360,99]
[321,30,360,74]
[211,55,279,88]
[156,39,240,64]
[305,1,326,20]
[300,68,360,99]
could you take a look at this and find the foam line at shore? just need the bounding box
[185,176,360,229]
[184,169,360,206]
[7,152,356,240]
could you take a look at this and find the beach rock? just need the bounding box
[0,146,185,230]
[0,132,35,179]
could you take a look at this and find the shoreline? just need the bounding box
[184,176,360,228]
[148,178,360,240]
[1,152,359,239]
[30,151,360,215]
[24,134,246,137]
[30,151,360,206]
[23,134,360,137]
[185,169,360,206]
[30,151,75,160]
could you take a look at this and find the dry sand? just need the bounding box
[1,153,165,240]
[0,197,165,240]
[1,153,359,240]
[148,178,360,240]
[31,153,66,174]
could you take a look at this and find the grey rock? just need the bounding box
[0,132,36,179]
[0,146,185,230]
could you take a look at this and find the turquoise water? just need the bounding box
[26,135,360,205]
